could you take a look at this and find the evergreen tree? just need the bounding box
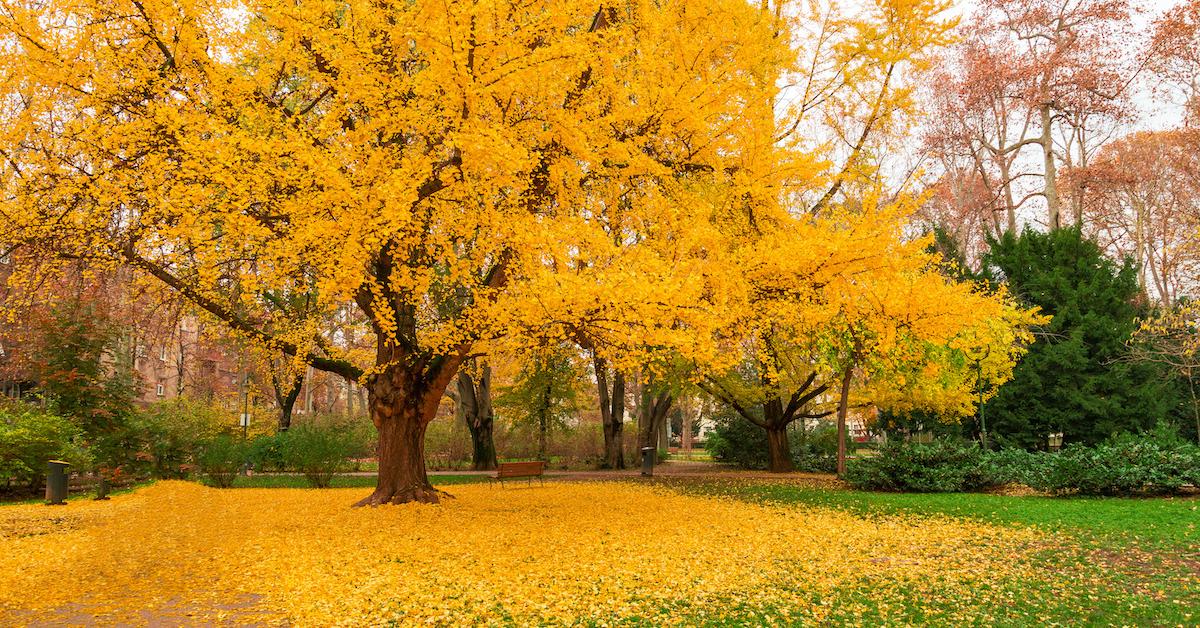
[980,228,1177,448]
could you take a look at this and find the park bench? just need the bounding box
[490,461,545,487]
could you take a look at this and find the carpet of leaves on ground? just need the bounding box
[0,480,1099,625]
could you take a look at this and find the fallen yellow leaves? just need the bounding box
[1,481,1048,625]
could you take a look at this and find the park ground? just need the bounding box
[0,468,1196,626]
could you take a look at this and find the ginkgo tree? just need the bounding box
[0,0,789,503]
[695,198,1040,473]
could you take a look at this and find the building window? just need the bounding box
[160,345,168,361]
[156,383,165,397]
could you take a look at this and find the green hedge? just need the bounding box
[845,431,1200,496]
[843,438,995,493]
[1028,434,1200,496]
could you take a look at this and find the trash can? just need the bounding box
[46,460,70,505]
[640,446,655,477]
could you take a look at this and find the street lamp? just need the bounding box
[240,372,252,439]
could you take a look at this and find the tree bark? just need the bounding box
[354,346,464,505]
[766,425,792,473]
[637,383,672,466]
[538,378,551,462]
[1189,368,1200,446]
[763,398,794,473]
[1039,103,1062,229]
[594,355,626,469]
[357,400,442,505]
[456,363,497,471]
[835,363,854,477]
[272,369,304,432]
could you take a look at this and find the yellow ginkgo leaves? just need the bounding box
[0,481,1058,625]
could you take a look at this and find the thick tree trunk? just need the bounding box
[279,403,294,432]
[469,419,497,471]
[355,359,456,506]
[594,357,626,469]
[763,398,793,473]
[357,404,443,505]
[766,425,793,473]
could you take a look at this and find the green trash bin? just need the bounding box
[45,460,70,505]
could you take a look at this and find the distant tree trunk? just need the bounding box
[175,331,187,396]
[539,378,551,462]
[594,354,626,469]
[998,159,1018,234]
[456,363,497,471]
[272,369,304,432]
[835,363,854,476]
[1039,103,1062,229]
[638,382,672,466]
[1189,368,1200,446]
[681,403,693,452]
[304,365,314,414]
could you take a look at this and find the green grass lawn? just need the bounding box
[676,480,1199,625]
[687,481,1199,549]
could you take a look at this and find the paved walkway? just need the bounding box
[270,461,845,488]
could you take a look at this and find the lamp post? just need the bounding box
[241,372,252,439]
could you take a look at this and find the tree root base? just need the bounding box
[352,485,454,507]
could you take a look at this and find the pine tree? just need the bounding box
[980,228,1178,448]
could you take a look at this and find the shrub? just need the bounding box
[844,438,995,492]
[248,433,287,472]
[845,427,1200,496]
[705,407,769,469]
[793,425,838,473]
[1028,430,1200,496]
[981,448,1049,487]
[0,403,91,491]
[197,434,249,488]
[279,423,367,488]
[132,398,227,479]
